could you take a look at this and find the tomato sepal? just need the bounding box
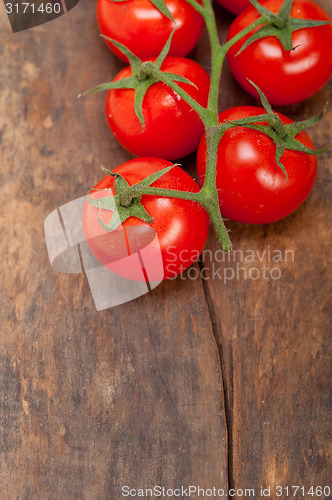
[237,0,331,55]
[80,30,198,129]
[87,164,177,231]
[223,80,327,180]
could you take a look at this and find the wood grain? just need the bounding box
[198,1,332,496]
[0,0,331,498]
[0,1,227,498]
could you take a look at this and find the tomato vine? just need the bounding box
[83,0,329,255]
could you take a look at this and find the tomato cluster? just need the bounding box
[82,0,330,281]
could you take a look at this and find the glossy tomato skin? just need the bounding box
[196,106,318,224]
[105,57,210,160]
[227,0,332,105]
[215,0,257,16]
[97,0,204,62]
[82,158,209,281]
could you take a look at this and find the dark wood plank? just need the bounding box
[198,1,332,495]
[0,1,228,498]
[1,0,331,497]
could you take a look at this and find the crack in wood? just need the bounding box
[198,259,235,492]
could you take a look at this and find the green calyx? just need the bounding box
[83,0,327,254]
[87,165,176,231]
[79,30,196,130]
[237,0,331,55]
[225,81,327,180]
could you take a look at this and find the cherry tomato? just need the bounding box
[196,106,318,224]
[82,158,209,281]
[215,0,259,16]
[97,0,204,62]
[226,0,332,105]
[105,57,210,160]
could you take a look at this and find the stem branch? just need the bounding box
[120,186,202,206]
[221,17,267,56]
[120,182,232,252]
[201,193,232,252]
[144,62,209,123]
[92,1,288,253]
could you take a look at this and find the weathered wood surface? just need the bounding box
[0,0,331,499]
[200,3,332,496]
[0,1,228,498]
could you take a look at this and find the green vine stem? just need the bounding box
[87,0,326,253]
[119,172,232,251]
[142,62,209,123]
[120,186,202,206]
[220,17,266,56]
[118,2,272,252]
[186,0,265,115]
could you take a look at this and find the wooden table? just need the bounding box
[0,0,330,498]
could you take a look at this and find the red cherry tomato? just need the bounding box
[82,158,209,281]
[226,0,332,105]
[97,0,204,62]
[215,0,259,16]
[105,57,210,160]
[196,106,318,224]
